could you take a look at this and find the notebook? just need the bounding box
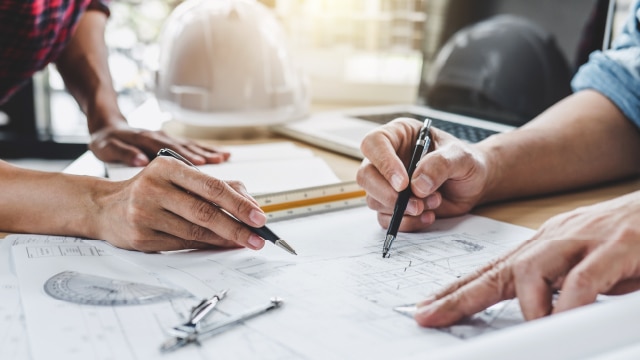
[272,0,608,159]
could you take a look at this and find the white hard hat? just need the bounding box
[155,0,309,127]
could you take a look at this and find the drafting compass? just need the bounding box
[44,271,191,306]
[161,296,284,353]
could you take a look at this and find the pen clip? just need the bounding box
[157,148,197,168]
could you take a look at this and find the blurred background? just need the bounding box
[0,0,633,159]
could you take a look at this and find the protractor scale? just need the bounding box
[44,270,191,306]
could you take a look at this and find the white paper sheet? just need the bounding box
[12,207,640,360]
[0,235,86,360]
[86,207,539,358]
[105,142,341,195]
[586,341,640,360]
[10,236,208,360]
[0,274,29,360]
[424,290,640,360]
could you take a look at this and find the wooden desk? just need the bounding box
[164,120,640,231]
[3,116,639,237]
[472,177,640,229]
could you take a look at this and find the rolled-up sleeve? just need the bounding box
[571,1,640,128]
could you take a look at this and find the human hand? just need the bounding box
[94,156,266,252]
[356,118,490,232]
[89,123,230,166]
[414,191,640,327]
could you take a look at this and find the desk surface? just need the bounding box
[211,135,640,231]
[179,124,640,231]
[3,115,639,237]
[472,177,640,229]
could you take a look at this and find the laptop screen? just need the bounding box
[415,0,608,127]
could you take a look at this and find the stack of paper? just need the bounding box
[105,142,342,195]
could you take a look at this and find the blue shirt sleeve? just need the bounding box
[571,0,640,128]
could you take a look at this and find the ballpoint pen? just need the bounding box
[382,118,432,258]
[157,148,297,255]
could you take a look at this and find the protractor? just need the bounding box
[44,270,191,306]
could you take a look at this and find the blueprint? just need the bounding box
[10,238,206,360]
[10,206,539,359]
[0,235,87,360]
[89,207,535,358]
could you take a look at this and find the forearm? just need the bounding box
[55,10,126,133]
[478,90,640,203]
[0,161,107,238]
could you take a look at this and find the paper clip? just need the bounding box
[161,296,284,353]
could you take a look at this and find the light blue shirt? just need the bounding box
[572,0,640,127]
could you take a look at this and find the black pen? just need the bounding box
[157,148,297,255]
[383,118,432,258]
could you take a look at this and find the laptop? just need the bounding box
[272,0,610,159]
[272,103,513,159]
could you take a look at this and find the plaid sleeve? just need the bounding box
[0,0,95,104]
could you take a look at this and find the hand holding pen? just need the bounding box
[382,119,432,257]
[358,117,498,256]
[157,148,297,255]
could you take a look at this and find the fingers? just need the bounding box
[553,240,640,314]
[89,136,150,167]
[185,143,231,164]
[413,192,640,328]
[511,239,589,320]
[359,118,424,192]
[423,240,535,308]
[158,184,266,250]
[415,261,516,327]
[605,278,640,295]
[359,160,441,231]
[89,126,231,165]
[157,142,230,165]
[146,233,237,252]
[376,211,436,231]
[358,121,487,230]
[357,159,400,208]
[414,240,535,326]
[157,160,266,229]
[410,129,485,199]
[102,195,239,252]
[117,228,236,253]
[415,236,640,328]
[112,157,267,251]
[142,207,254,252]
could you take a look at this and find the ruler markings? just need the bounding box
[254,181,367,220]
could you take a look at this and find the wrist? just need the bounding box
[74,175,119,241]
[85,88,127,133]
[475,136,507,204]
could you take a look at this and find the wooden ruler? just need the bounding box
[253,181,367,221]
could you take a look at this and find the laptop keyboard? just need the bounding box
[353,112,498,143]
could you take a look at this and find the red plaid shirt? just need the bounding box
[0,0,110,105]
